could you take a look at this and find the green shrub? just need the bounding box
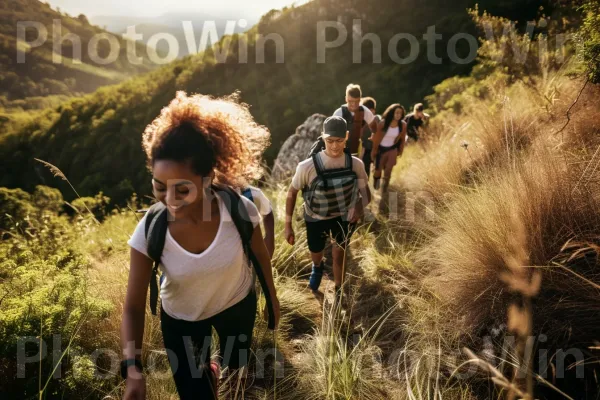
[0,201,113,398]
[580,0,600,83]
[33,185,64,214]
[0,187,35,233]
[70,192,110,222]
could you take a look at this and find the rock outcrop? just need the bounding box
[272,113,326,181]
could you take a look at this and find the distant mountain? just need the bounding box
[0,0,158,105]
[91,12,260,58]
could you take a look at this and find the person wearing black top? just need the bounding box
[404,103,428,142]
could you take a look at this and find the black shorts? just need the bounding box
[305,215,356,253]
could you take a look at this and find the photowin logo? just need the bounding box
[15,18,574,67]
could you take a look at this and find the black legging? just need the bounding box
[160,290,257,399]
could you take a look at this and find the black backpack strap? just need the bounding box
[212,184,276,330]
[143,202,168,315]
[344,152,353,171]
[307,136,325,158]
[341,105,353,126]
[312,152,326,178]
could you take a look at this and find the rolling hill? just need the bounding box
[0,0,158,107]
[0,0,560,205]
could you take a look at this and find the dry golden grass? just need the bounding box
[393,70,600,398]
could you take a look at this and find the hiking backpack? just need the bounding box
[302,152,359,219]
[142,184,276,330]
[306,105,365,158]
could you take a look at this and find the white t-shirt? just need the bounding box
[333,106,376,125]
[127,191,260,321]
[291,152,369,220]
[243,186,272,218]
[380,126,400,147]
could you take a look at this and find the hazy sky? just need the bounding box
[46,0,302,18]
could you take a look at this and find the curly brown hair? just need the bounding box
[142,91,270,188]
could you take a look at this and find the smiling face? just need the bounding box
[394,107,405,121]
[346,95,361,113]
[323,134,347,158]
[151,159,209,218]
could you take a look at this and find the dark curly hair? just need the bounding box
[382,103,406,132]
[142,91,270,188]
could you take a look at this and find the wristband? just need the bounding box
[120,358,143,379]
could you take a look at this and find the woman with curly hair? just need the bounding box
[120,91,280,400]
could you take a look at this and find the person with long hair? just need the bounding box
[121,91,280,400]
[370,104,407,192]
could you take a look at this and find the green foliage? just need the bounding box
[426,3,584,117]
[0,201,112,398]
[0,187,36,232]
[0,0,156,105]
[70,192,110,221]
[579,0,600,82]
[468,4,578,85]
[33,184,64,213]
[0,185,66,232]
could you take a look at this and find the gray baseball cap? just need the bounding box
[322,116,348,138]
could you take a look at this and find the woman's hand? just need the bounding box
[264,296,281,329]
[284,224,295,245]
[123,374,146,400]
[370,149,377,162]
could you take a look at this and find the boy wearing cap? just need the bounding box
[284,116,371,304]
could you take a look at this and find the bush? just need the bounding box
[70,192,110,222]
[33,185,64,213]
[0,187,35,233]
[0,206,112,398]
[580,0,600,83]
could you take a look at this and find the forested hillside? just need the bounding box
[0,0,569,205]
[0,0,156,107]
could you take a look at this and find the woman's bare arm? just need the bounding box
[121,248,153,376]
[371,120,386,155]
[250,224,280,328]
[262,211,275,258]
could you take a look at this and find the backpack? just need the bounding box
[306,105,365,158]
[302,152,358,219]
[142,184,276,330]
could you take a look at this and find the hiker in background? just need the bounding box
[371,104,407,192]
[333,83,379,156]
[241,186,275,258]
[359,96,381,179]
[309,84,379,158]
[121,92,280,400]
[404,103,429,143]
[285,116,371,305]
